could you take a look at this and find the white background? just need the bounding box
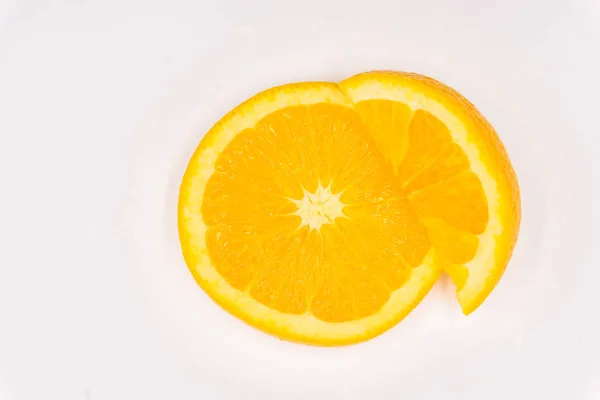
[1,0,599,399]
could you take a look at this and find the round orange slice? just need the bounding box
[178,71,520,345]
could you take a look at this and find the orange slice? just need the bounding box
[339,72,520,314]
[178,71,520,345]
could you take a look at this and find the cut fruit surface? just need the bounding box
[339,72,520,315]
[178,71,520,345]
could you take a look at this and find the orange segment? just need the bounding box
[397,109,458,188]
[205,216,300,290]
[421,218,479,265]
[410,172,489,235]
[311,224,392,322]
[249,227,311,315]
[203,172,298,224]
[343,199,430,268]
[404,142,470,193]
[352,100,412,172]
[334,217,413,289]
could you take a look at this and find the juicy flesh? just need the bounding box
[203,101,488,322]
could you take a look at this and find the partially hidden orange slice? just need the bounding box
[178,71,520,345]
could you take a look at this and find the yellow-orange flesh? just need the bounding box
[178,71,520,345]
